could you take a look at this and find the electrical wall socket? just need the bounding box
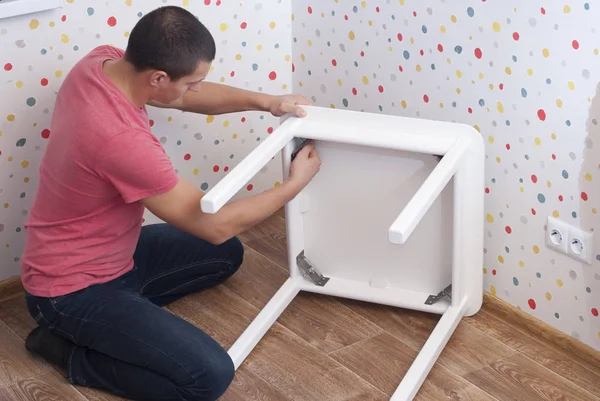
[545,217,594,264]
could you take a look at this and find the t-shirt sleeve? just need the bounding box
[95,129,179,203]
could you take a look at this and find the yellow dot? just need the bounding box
[492,22,501,32]
[368,20,373,26]
[551,133,557,140]
[533,245,540,254]
[489,84,494,90]
[307,40,312,47]
[220,77,225,83]
[401,100,407,109]
[498,255,504,264]
[15,81,23,88]
[497,101,504,113]
[451,15,457,23]
[233,133,238,139]
[478,73,484,79]
[256,44,262,50]
[545,292,552,301]
[284,55,290,62]
[505,66,512,75]
[488,136,494,143]
[473,125,480,133]
[337,79,342,86]
[21,160,29,168]
[534,137,541,146]
[349,31,355,40]
[439,103,444,108]
[274,181,281,187]
[7,114,15,122]
[192,168,199,175]
[0,130,2,137]
[557,279,563,287]
[456,88,461,94]
[3,203,8,209]
[399,0,404,5]
[519,261,524,267]
[490,285,497,296]
[361,1,366,7]
[61,34,69,43]
[585,173,592,181]
[483,268,488,274]
[593,208,597,214]
[298,81,303,87]
[595,49,599,55]
[206,115,215,124]
[542,48,550,57]
[182,0,189,5]
[547,181,552,188]
[456,70,462,78]
[24,177,30,183]
[556,99,563,108]
[29,19,40,30]
[416,65,422,72]
[235,54,242,61]
[362,76,369,84]
[269,22,276,29]
[496,157,501,163]
[486,213,494,223]
[7,156,13,162]
[527,68,533,76]
[410,38,415,44]
[55,70,63,78]
[440,25,446,33]
[282,84,287,90]
[564,5,571,13]
[552,210,560,218]
[65,0,74,3]
[519,187,524,192]
[575,296,579,301]
[568,81,575,90]
[598,332,600,339]
[223,120,229,127]
[125,0,132,5]
[300,54,306,61]
[329,104,336,108]
[49,21,55,27]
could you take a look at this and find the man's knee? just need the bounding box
[178,350,235,400]
[222,236,244,273]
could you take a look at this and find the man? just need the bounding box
[21,6,320,401]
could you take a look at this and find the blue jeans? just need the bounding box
[25,223,244,401]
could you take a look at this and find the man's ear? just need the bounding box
[148,70,169,89]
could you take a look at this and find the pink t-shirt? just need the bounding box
[21,45,179,298]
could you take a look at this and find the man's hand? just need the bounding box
[267,94,312,118]
[287,142,321,190]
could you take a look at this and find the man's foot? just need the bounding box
[25,326,75,369]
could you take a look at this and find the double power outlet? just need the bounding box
[545,217,594,264]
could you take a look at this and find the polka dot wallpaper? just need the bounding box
[0,1,291,279]
[292,0,600,350]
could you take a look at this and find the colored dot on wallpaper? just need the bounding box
[492,22,501,32]
[528,299,537,310]
[7,114,15,122]
[4,63,13,71]
[26,97,36,107]
[568,81,575,90]
[533,245,540,254]
[107,16,117,27]
[29,19,39,30]
[41,129,50,139]
[349,31,355,40]
[269,71,277,80]
[61,34,69,43]
[269,22,276,29]
[564,5,571,13]
[467,7,475,17]
[87,7,94,16]
[220,23,228,31]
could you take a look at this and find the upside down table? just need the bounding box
[200,105,485,400]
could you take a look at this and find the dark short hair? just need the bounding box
[125,6,216,80]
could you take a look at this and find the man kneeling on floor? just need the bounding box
[21,6,321,401]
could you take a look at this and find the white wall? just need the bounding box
[292,0,600,351]
[0,0,292,281]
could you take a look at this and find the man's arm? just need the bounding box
[141,143,321,245]
[148,82,309,117]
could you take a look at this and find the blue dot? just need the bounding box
[546,78,552,84]
[353,5,358,13]
[562,170,569,178]
[354,61,359,67]
[478,99,485,106]
[252,63,258,71]
[403,50,410,59]
[566,120,571,126]
[73,45,79,51]
[40,48,47,55]
[176,140,182,145]
[242,41,247,47]
[16,227,21,233]
[512,55,517,62]
[596,254,600,261]
[387,38,392,43]
[587,287,592,293]
[521,88,527,97]
[554,313,560,318]
[572,211,577,218]
[378,105,383,111]
[201,182,209,191]
[584,3,590,10]
[86,7,94,16]
[260,115,265,120]
[505,246,510,253]
[506,120,511,126]
[327,41,331,47]
[331,11,335,16]
[454,45,463,54]
[214,140,220,145]
[467,7,475,17]
[137,12,143,17]
[391,15,396,20]
[513,277,519,286]
[452,101,457,107]
[536,272,542,278]
[519,178,524,183]
[525,154,530,160]
[308,70,312,76]
[342,98,349,107]
[366,41,370,46]
[537,193,546,203]
[491,178,496,183]
[274,43,279,48]
[422,25,428,34]
[26,97,36,107]
[431,63,436,70]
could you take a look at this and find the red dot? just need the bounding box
[474,48,482,59]
[307,6,312,14]
[506,143,510,150]
[344,15,349,20]
[437,44,443,52]
[247,184,254,191]
[291,63,295,73]
[224,166,229,172]
[513,32,520,41]
[376,6,380,12]
[559,195,564,201]
[485,187,490,193]
[149,119,154,127]
[423,94,429,103]
[360,51,365,57]
[107,16,117,27]
[413,11,417,17]
[230,71,235,77]
[552,154,556,160]
[492,269,497,275]
[531,174,537,183]
[419,49,424,56]
[468,107,473,114]
[213,165,219,172]
[592,308,599,317]
[531,208,537,215]
[61,15,67,22]
[582,192,589,201]
[241,117,246,123]
[499,83,504,90]
[378,85,384,93]
[3,63,12,71]
[269,71,277,80]
[541,7,546,15]
[184,153,191,161]
[240,22,247,29]
[267,127,273,134]
[398,65,403,72]
[397,33,403,41]
[332,59,337,66]
[528,299,537,310]
[352,88,358,95]
[41,129,50,139]
[204,0,210,4]
[537,109,546,121]
[505,226,512,234]
[216,0,221,5]
[572,40,580,50]
[41,78,48,86]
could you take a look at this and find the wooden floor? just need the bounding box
[1,212,600,400]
